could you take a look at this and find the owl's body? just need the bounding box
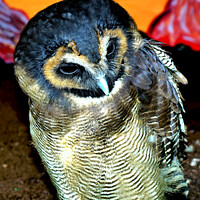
[14,0,188,199]
[29,81,163,200]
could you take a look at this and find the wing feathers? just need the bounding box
[129,40,187,166]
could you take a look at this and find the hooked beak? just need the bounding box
[96,76,109,96]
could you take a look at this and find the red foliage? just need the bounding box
[0,0,28,63]
[147,0,200,51]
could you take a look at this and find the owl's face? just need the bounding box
[14,0,142,108]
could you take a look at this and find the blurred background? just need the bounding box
[0,0,200,199]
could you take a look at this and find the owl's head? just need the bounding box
[14,0,145,107]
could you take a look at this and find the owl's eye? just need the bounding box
[106,39,117,59]
[58,62,80,75]
[107,42,115,55]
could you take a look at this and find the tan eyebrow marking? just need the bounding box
[98,28,128,73]
[43,45,83,89]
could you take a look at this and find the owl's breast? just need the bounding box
[29,83,164,200]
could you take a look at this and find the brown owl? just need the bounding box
[14,0,189,199]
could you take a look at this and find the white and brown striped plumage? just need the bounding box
[14,0,188,199]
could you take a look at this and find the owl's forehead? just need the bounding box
[41,0,131,62]
[15,0,134,66]
[62,23,101,63]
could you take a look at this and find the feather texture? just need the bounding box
[29,84,167,200]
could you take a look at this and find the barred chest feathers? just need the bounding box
[29,80,164,200]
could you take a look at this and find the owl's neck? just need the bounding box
[30,80,140,145]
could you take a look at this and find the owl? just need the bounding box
[14,0,189,199]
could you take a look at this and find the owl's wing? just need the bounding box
[128,40,187,166]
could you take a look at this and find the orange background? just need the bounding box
[4,0,168,32]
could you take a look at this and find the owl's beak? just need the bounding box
[96,76,109,96]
